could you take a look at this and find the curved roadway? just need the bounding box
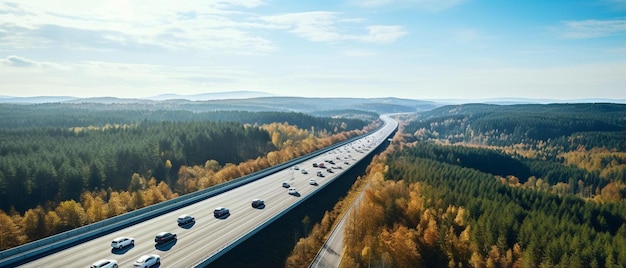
[21,116,397,268]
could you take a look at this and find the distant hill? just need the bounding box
[0,96,77,103]
[0,95,439,119]
[64,97,156,104]
[2,91,624,115]
[406,102,626,147]
[426,97,626,105]
[183,96,438,113]
[148,90,274,101]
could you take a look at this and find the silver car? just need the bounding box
[288,187,298,195]
[110,237,134,249]
[91,259,118,268]
[177,214,195,225]
[133,254,160,268]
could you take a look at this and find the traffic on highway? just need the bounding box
[19,116,397,267]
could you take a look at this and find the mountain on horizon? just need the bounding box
[1,91,624,106]
[0,96,77,104]
[0,90,275,104]
[427,97,626,105]
[147,90,274,101]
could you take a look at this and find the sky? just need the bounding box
[0,0,625,101]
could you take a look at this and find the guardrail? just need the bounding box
[195,117,397,267]
[0,119,387,267]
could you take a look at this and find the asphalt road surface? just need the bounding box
[20,116,396,268]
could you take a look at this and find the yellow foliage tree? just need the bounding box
[108,190,131,216]
[22,206,46,240]
[0,210,27,250]
[54,200,88,231]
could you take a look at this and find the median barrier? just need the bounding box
[0,119,387,267]
[195,117,397,267]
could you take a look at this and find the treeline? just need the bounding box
[0,104,367,132]
[0,120,370,250]
[401,143,620,197]
[0,106,368,213]
[337,143,626,267]
[405,103,625,150]
[404,102,625,197]
[0,177,178,249]
[286,108,625,267]
[379,144,626,267]
[0,121,274,212]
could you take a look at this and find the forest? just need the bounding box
[286,103,625,267]
[404,103,625,150]
[0,103,372,250]
[402,103,626,200]
[0,103,369,130]
[2,101,625,267]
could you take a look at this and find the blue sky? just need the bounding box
[0,0,624,100]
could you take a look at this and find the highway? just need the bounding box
[20,116,397,268]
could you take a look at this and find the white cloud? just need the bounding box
[261,12,406,43]
[562,19,626,39]
[1,1,407,57]
[0,58,258,98]
[352,0,464,11]
[261,12,343,42]
[1,55,69,69]
[359,26,407,43]
[2,55,37,67]
[0,0,274,54]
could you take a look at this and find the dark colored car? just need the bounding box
[154,232,177,244]
[251,199,265,208]
[214,207,230,218]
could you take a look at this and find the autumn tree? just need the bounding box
[54,200,88,232]
[22,206,47,240]
[0,210,26,250]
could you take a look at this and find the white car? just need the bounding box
[133,254,160,268]
[91,259,118,268]
[288,187,298,195]
[309,179,318,186]
[110,236,134,249]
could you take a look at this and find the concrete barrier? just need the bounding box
[195,117,397,267]
[0,120,386,267]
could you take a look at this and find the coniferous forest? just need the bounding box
[287,103,625,268]
[2,101,625,268]
[0,103,370,250]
